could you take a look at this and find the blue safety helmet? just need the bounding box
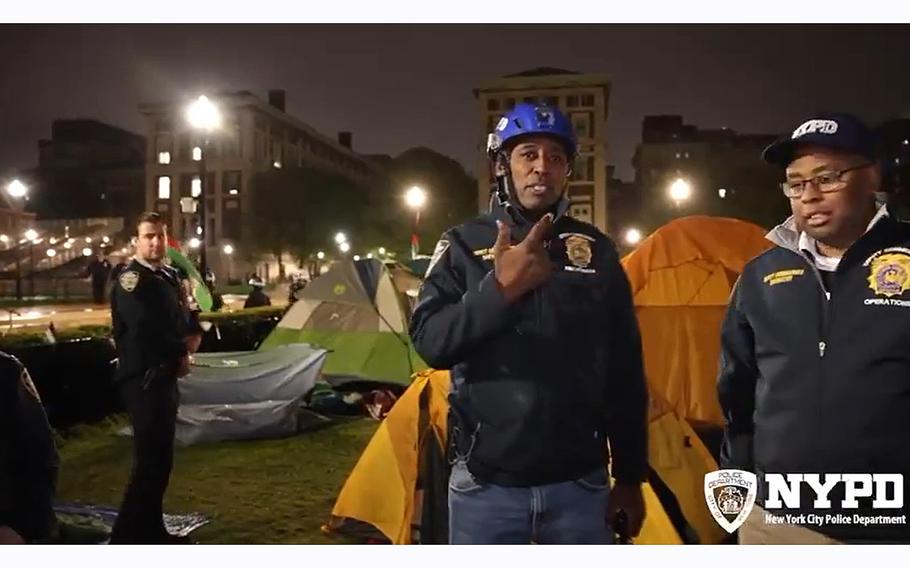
[487,102,577,160]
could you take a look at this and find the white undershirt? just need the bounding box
[798,204,889,272]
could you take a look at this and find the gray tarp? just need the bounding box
[175,344,327,446]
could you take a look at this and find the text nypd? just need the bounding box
[765,473,903,509]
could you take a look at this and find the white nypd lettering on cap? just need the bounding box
[792,119,839,139]
[495,117,509,132]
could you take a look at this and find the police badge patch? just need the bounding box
[867,253,910,297]
[704,469,757,533]
[425,239,450,277]
[561,233,593,269]
[119,271,139,292]
[20,368,42,403]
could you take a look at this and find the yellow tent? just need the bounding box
[324,370,726,545]
[621,216,771,426]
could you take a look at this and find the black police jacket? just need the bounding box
[410,197,648,487]
[111,259,188,381]
[719,207,910,540]
[0,352,58,542]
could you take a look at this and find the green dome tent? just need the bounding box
[260,259,427,387]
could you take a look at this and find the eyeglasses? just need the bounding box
[780,162,874,198]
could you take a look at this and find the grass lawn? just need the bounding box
[56,416,380,544]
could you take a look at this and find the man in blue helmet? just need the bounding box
[410,102,648,544]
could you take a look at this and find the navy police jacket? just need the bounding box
[410,197,648,487]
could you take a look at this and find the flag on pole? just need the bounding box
[166,237,213,312]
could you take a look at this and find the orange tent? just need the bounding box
[621,216,771,426]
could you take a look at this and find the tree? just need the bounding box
[248,168,372,277]
[378,147,478,255]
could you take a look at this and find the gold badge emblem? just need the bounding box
[565,235,593,269]
[868,253,910,297]
[119,271,139,292]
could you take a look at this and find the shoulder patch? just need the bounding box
[20,368,41,403]
[425,239,450,277]
[119,270,140,292]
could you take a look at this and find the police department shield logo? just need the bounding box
[704,469,757,533]
[867,253,910,297]
[425,239,450,277]
[564,235,593,269]
[535,107,555,127]
[119,270,139,292]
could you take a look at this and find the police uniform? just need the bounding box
[109,257,188,544]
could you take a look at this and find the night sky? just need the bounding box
[2,24,909,180]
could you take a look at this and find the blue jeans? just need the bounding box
[448,460,613,544]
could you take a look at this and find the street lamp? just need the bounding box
[4,179,28,299]
[82,247,92,257]
[353,255,361,261]
[669,178,692,207]
[316,251,325,260]
[189,237,201,249]
[624,228,643,246]
[46,249,56,258]
[404,186,427,259]
[334,232,347,245]
[24,229,38,242]
[378,247,386,256]
[186,94,221,280]
[222,243,234,282]
[339,242,351,254]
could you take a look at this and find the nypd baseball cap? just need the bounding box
[762,113,877,167]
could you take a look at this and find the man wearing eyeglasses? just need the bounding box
[718,113,910,543]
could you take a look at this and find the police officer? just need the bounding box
[718,114,910,543]
[409,103,648,544]
[110,212,191,544]
[243,276,271,309]
[85,252,112,304]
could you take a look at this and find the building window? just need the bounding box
[191,176,202,198]
[157,176,171,200]
[487,98,500,111]
[544,96,559,107]
[505,97,516,109]
[567,95,579,108]
[582,94,595,107]
[192,146,202,161]
[572,113,590,139]
[224,171,241,195]
[570,204,591,221]
[158,151,171,165]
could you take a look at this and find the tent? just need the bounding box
[175,344,327,445]
[324,370,726,545]
[260,259,427,388]
[621,216,771,427]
